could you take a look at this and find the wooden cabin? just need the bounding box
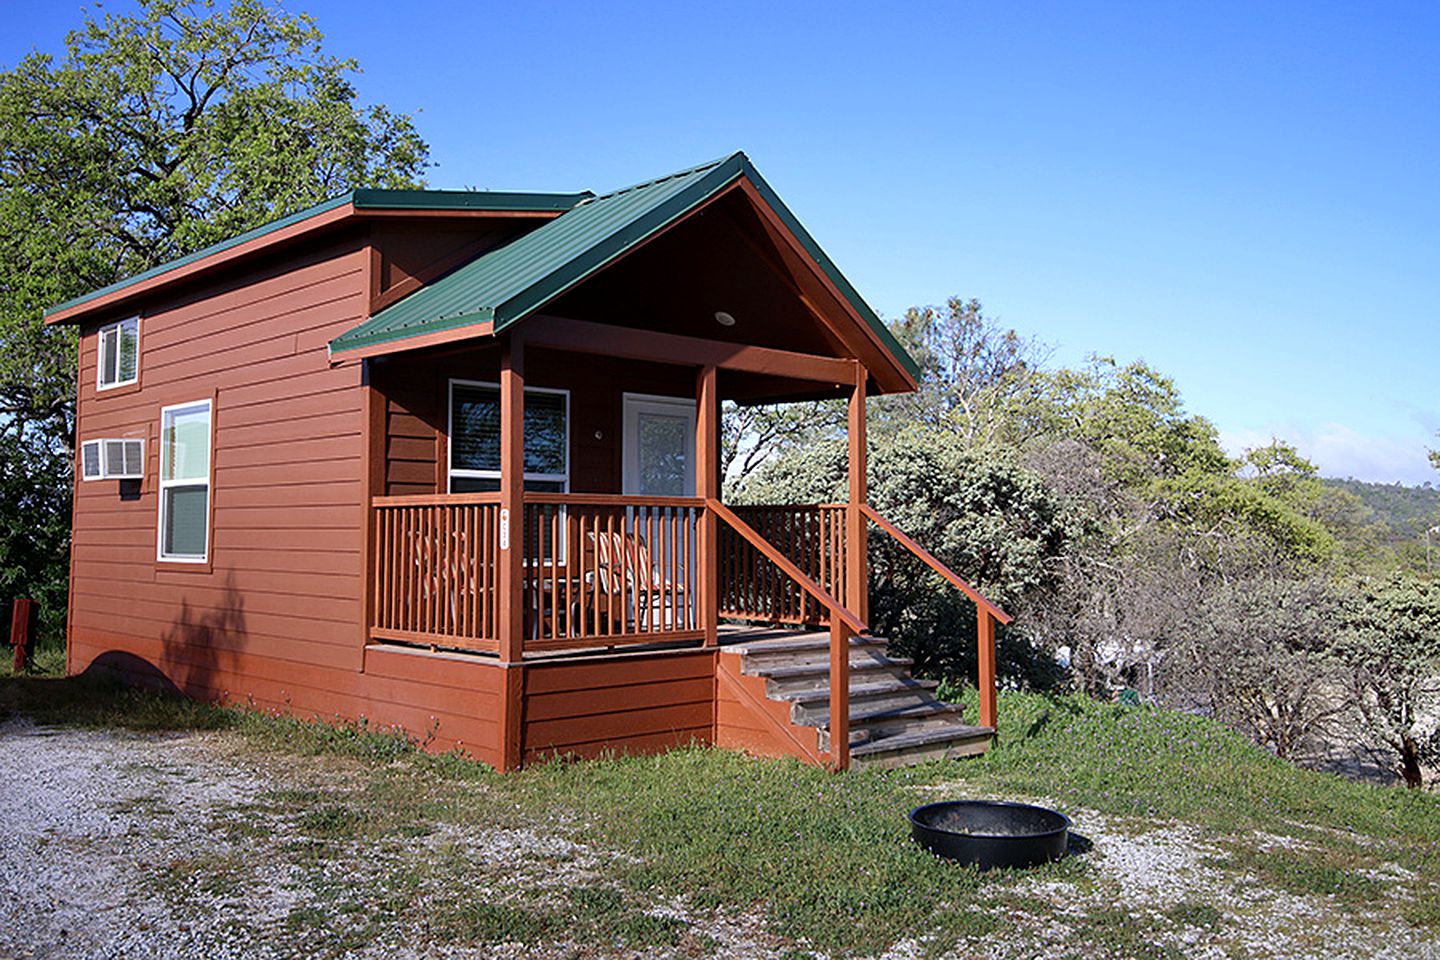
[50,153,1009,772]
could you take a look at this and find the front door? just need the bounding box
[622,394,696,496]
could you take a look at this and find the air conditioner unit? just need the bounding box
[80,438,144,481]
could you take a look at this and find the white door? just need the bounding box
[622,394,697,496]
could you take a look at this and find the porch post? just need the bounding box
[498,336,526,663]
[360,362,386,662]
[696,364,720,646]
[846,362,868,625]
[977,610,998,730]
[498,336,525,770]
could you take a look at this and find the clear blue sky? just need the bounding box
[7,1,1438,483]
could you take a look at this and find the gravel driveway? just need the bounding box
[0,718,285,959]
[0,718,772,960]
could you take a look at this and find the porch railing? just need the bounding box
[370,493,1011,761]
[370,493,702,654]
[719,504,848,625]
[372,493,501,651]
[720,502,1014,732]
[860,504,1013,730]
[521,494,703,650]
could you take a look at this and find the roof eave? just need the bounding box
[43,191,592,326]
[329,312,496,362]
[44,198,366,326]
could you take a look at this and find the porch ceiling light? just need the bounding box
[714,311,736,327]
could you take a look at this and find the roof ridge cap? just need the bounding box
[578,151,744,206]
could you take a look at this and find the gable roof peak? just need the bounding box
[579,152,747,207]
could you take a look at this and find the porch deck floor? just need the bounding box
[515,623,809,661]
[371,625,820,663]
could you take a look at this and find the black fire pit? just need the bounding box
[908,800,1070,870]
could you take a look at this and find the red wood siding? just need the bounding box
[66,229,510,764]
[522,650,715,763]
[371,222,532,312]
[66,221,756,773]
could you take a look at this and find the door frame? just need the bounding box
[621,392,698,496]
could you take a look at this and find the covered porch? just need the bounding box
[334,153,1009,770]
[362,316,874,656]
[356,323,1007,771]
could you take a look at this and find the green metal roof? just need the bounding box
[44,188,593,320]
[329,153,920,380]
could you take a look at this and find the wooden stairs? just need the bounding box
[715,630,993,770]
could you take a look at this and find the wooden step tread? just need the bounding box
[721,634,888,656]
[798,699,962,728]
[774,677,939,704]
[848,723,994,757]
[746,656,913,680]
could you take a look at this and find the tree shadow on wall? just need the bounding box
[156,570,248,702]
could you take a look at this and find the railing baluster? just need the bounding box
[404,507,415,634]
[483,505,493,640]
[591,510,601,638]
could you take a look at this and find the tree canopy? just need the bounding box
[0,0,429,447]
[0,0,429,642]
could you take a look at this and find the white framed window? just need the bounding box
[447,379,569,494]
[158,400,212,563]
[97,317,140,390]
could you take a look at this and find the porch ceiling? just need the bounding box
[328,153,920,394]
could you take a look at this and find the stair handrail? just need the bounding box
[859,505,1012,625]
[859,504,1008,732]
[708,498,862,771]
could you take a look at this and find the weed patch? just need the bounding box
[1072,907,1181,959]
[432,901,556,944]
[1211,844,1384,903]
[1163,900,1222,930]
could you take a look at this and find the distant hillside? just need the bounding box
[1324,478,1440,540]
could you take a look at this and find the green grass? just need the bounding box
[6,671,1440,957]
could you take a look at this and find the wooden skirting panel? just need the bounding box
[521,649,716,764]
[69,631,734,772]
[69,630,504,767]
[714,653,822,764]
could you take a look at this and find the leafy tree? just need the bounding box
[1340,573,1440,787]
[1152,467,1336,565]
[1030,356,1231,487]
[0,0,429,640]
[882,297,1045,449]
[0,431,71,650]
[1018,373,1333,694]
[0,0,428,449]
